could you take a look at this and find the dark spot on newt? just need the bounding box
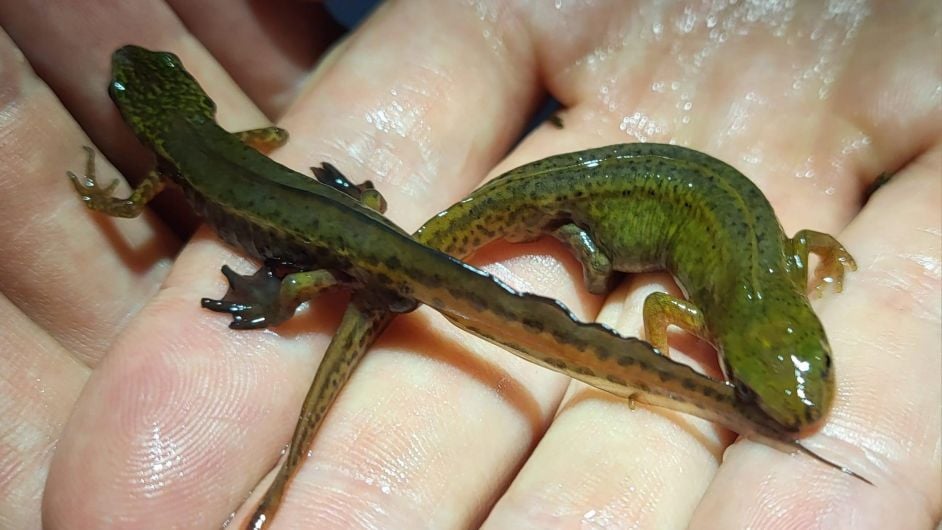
[700,386,717,400]
[385,255,401,270]
[454,289,487,312]
[617,355,635,367]
[606,374,626,386]
[548,358,568,369]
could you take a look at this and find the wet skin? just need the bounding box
[70,45,858,528]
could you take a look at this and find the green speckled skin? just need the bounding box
[419,143,853,432]
[82,47,858,527]
[92,46,794,436]
[247,141,859,527]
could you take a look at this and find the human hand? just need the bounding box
[1,2,939,528]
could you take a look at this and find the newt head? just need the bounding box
[109,45,216,152]
[718,297,836,436]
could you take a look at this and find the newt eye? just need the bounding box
[734,380,758,404]
[159,52,182,69]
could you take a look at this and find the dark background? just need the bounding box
[325,0,378,29]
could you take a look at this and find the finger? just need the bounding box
[481,275,728,529]
[0,0,296,234]
[229,1,577,526]
[0,30,176,363]
[483,1,940,526]
[0,0,300,361]
[256,2,942,527]
[44,2,550,529]
[166,0,342,118]
[45,233,346,529]
[23,5,350,527]
[0,293,88,528]
[689,146,941,528]
[270,1,542,230]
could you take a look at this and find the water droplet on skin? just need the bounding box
[742,151,762,165]
[619,112,663,142]
[678,6,697,33]
[141,423,181,496]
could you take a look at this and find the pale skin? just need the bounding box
[0,1,939,529]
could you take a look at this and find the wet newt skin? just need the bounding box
[243,145,857,528]
[70,46,857,528]
[419,144,857,431]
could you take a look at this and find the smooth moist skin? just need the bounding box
[70,45,858,529]
[419,143,855,433]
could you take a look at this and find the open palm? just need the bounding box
[0,2,939,529]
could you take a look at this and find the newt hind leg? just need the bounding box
[311,162,387,213]
[201,260,340,329]
[233,126,289,153]
[642,291,708,357]
[550,223,618,294]
[234,128,389,213]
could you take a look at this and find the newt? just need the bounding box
[247,146,861,526]
[69,46,861,529]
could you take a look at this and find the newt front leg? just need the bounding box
[69,127,288,218]
[68,146,166,217]
[789,229,857,296]
[550,223,618,295]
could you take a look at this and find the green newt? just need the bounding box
[70,46,860,529]
[249,149,861,527]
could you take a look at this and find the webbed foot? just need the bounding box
[312,162,387,213]
[201,262,293,329]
